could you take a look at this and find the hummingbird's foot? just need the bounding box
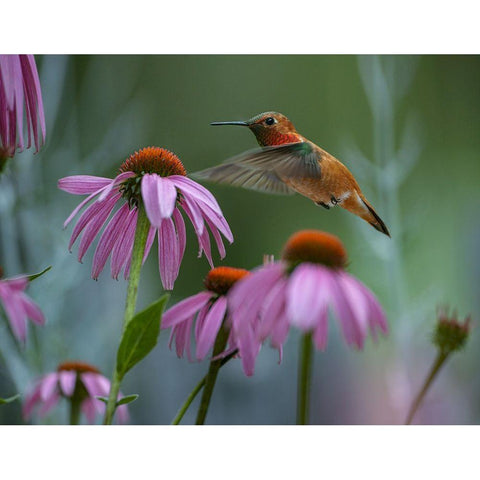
[330,195,340,206]
[316,201,330,210]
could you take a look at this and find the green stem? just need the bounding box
[69,396,82,425]
[103,205,150,425]
[405,351,449,425]
[297,332,314,425]
[195,325,230,425]
[0,156,7,175]
[172,349,238,425]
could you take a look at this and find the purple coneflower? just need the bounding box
[23,361,129,425]
[0,55,46,162]
[0,271,45,342]
[163,266,250,361]
[163,266,250,424]
[230,230,388,376]
[58,146,233,290]
[229,230,388,424]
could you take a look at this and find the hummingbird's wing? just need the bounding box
[192,142,322,195]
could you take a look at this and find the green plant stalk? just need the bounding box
[103,206,150,425]
[69,395,82,425]
[172,349,238,425]
[195,325,230,425]
[405,350,449,425]
[297,332,314,425]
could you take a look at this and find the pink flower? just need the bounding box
[58,147,233,290]
[0,274,45,342]
[0,55,46,159]
[162,266,250,361]
[23,361,129,424]
[229,230,388,376]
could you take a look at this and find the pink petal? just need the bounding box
[170,176,222,214]
[58,371,76,397]
[196,296,227,360]
[39,373,59,401]
[1,289,27,341]
[141,174,178,227]
[172,208,186,271]
[58,175,112,195]
[179,195,204,236]
[162,291,213,329]
[81,398,98,424]
[97,171,135,202]
[92,203,131,279]
[158,217,179,290]
[286,264,331,331]
[23,384,42,420]
[258,277,288,341]
[111,207,137,279]
[312,307,329,350]
[77,193,121,262]
[38,392,60,418]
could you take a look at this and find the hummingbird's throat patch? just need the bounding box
[282,230,347,269]
[204,267,250,295]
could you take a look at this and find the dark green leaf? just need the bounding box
[27,266,52,282]
[95,396,109,404]
[0,393,20,405]
[116,394,139,406]
[116,294,168,379]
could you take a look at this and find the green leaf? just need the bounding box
[0,393,20,405]
[116,294,169,379]
[27,266,52,282]
[95,396,109,404]
[116,394,139,406]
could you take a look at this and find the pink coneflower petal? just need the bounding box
[92,203,131,279]
[205,216,226,258]
[141,174,177,226]
[97,171,135,202]
[198,224,214,268]
[172,208,186,270]
[39,373,59,401]
[196,296,227,360]
[82,398,97,424]
[143,225,157,264]
[111,207,137,279]
[158,217,179,290]
[170,176,222,215]
[329,273,365,349]
[258,277,288,341]
[58,371,76,397]
[38,392,60,417]
[196,200,233,243]
[162,291,213,329]
[19,293,45,325]
[194,302,210,343]
[77,192,121,262]
[286,264,331,332]
[23,385,41,419]
[237,324,260,376]
[1,291,27,341]
[180,196,205,236]
[312,307,329,350]
[58,176,112,195]
[270,313,289,349]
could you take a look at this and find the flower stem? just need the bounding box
[69,396,82,425]
[103,205,150,425]
[172,349,238,425]
[297,332,314,425]
[405,351,449,425]
[195,325,230,425]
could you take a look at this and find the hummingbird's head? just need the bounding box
[211,112,301,147]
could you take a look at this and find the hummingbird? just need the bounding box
[193,111,390,236]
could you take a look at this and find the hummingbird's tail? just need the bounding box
[342,192,390,237]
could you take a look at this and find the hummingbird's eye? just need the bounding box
[265,117,275,126]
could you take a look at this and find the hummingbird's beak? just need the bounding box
[210,121,249,127]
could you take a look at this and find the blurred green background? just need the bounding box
[0,55,479,424]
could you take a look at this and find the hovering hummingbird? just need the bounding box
[193,111,390,236]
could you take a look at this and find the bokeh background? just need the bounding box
[0,55,479,424]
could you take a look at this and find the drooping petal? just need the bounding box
[22,384,42,420]
[58,371,76,397]
[312,307,329,350]
[158,217,179,290]
[92,203,131,279]
[258,277,288,341]
[170,175,222,215]
[1,289,27,341]
[19,293,45,325]
[196,200,233,243]
[81,398,97,424]
[77,192,121,262]
[58,175,112,195]
[97,171,135,202]
[162,291,213,329]
[111,207,137,279]
[39,373,59,401]
[38,392,60,418]
[172,208,186,272]
[196,296,227,360]
[179,195,204,236]
[286,264,331,332]
[141,174,177,227]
